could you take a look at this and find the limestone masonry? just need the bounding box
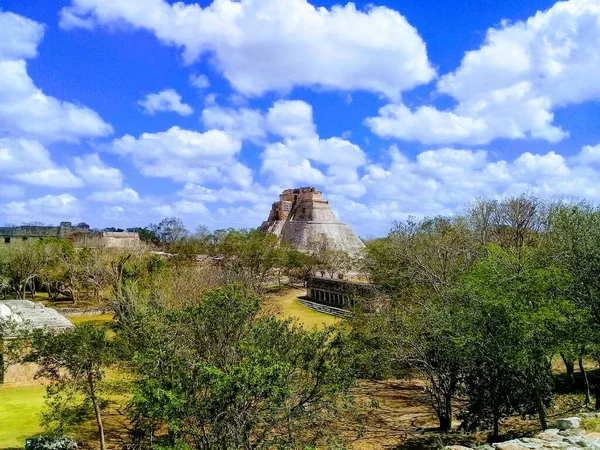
[261,187,365,254]
[0,222,140,248]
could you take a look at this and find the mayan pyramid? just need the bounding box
[260,187,365,254]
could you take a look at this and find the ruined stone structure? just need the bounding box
[0,300,73,384]
[261,187,365,254]
[71,231,141,249]
[0,222,141,248]
[306,276,377,310]
[0,222,90,244]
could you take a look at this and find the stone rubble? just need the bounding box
[443,416,600,450]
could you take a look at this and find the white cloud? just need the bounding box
[13,168,84,188]
[60,0,434,98]
[201,105,266,143]
[178,183,271,204]
[577,144,600,165]
[329,143,600,235]
[367,0,600,145]
[266,100,315,139]
[0,184,25,198]
[0,12,45,60]
[138,89,193,116]
[0,138,54,172]
[88,188,141,204]
[0,138,83,188]
[111,126,251,188]
[0,12,112,143]
[153,200,209,217]
[0,194,81,223]
[189,74,210,89]
[73,153,123,189]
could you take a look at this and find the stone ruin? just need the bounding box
[444,415,600,450]
[260,187,365,255]
[0,222,140,248]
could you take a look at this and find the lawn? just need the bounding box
[266,287,340,329]
[0,384,46,449]
[67,313,114,326]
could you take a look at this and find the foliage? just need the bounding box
[149,217,189,245]
[457,246,577,437]
[25,435,77,450]
[26,324,114,450]
[121,285,356,449]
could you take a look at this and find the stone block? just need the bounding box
[556,418,581,430]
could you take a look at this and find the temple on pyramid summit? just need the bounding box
[260,187,365,255]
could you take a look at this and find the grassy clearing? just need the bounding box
[67,314,114,326]
[265,287,339,329]
[0,384,46,449]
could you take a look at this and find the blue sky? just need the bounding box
[0,0,599,237]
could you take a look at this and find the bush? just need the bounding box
[25,436,77,450]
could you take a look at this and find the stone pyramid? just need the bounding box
[260,187,365,254]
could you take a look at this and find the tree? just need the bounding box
[120,285,356,449]
[26,324,114,450]
[126,227,159,244]
[0,241,49,299]
[546,203,600,406]
[149,217,188,245]
[458,246,576,436]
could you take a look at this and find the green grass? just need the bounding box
[267,288,339,329]
[0,384,46,449]
[67,314,114,326]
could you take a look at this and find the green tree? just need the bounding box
[26,324,114,450]
[121,285,356,449]
[458,246,576,435]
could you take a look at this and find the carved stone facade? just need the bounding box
[306,277,377,310]
[261,187,365,254]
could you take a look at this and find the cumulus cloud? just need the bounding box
[0,12,45,60]
[189,74,210,89]
[0,12,112,142]
[60,0,434,98]
[367,0,600,145]
[73,153,123,189]
[88,188,141,204]
[13,169,84,188]
[138,89,193,116]
[0,194,81,223]
[266,100,315,139]
[201,105,266,143]
[327,143,600,235]
[258,100,367,188]
[111,126,251,188]
[0,138,83,188]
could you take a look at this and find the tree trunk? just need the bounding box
[88,372,106,450]
[561,353,575,384]
[438,387,454,431]
[492,415,500,441]
[535,391,548,429]
[579,357,592,406]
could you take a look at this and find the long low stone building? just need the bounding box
[0,300,73,384]
[0,222,141,248]
[306,276,378,309]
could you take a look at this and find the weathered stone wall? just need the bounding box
[2,361,40,385]
[71,231,141,249]
[0,222,90,244]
